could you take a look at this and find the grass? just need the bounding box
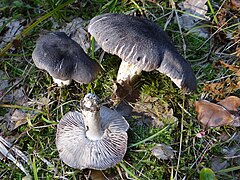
[0,0,240,179]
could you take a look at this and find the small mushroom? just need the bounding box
[88,13,197,94]
[56,93,129,170]
[32,32,101,86]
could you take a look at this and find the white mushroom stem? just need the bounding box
[52,77,72,86]
[82,109,103,141]
[117,61,142,85]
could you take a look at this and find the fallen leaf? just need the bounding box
[229,0,240,11]
[199,168,217,180]
[203,81,225,96]
[219,60,240,73]
[205,61,240,98]
[26,97,50,110]
[0,17,24,50]
[8,109,33,131]
[0,136,29,175]
[211,157,229,172]
[176,0,210,38]
[195,100,239,129]
[60,17,100,53]
[218,131,231,142]
[203,78,240,99]
[151,144,175,160]
[218,96,240,112]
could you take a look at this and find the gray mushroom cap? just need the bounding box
[88,13,197,93]
[56,101,129,170]
[32,32,100,84]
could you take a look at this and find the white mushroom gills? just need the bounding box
[117,60,142,85]
[56,93,129,170]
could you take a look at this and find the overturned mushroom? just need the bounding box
[88,13,197,95]
[56,93,129,170]
[32,32,101,86]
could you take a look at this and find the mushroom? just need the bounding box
[32,32,101,86]
[56,93,129,170]
[88,13,197,95]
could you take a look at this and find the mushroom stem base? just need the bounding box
[114,61,141,99]
[53,77,72,86]
[117,61,142,85]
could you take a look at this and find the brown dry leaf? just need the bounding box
[7,109,34,131]
[236,69,240,76]
[218,96,240,112]
[229,0,240,11]
[203,81,225,95]
[203,77,240,99]
[225,77,240,93]
[219,60,240,73]
[195,100,238,129]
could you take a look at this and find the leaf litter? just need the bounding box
[210,132,240,175]
[0,17,24,50]
[0,73,50,174]
[203,60,240,99]
[151,144,176,160]
[195,96,240,129]
[60,17,100,53]
[176,0,210,38]
[116,95,178,127]
[0,135,29,176]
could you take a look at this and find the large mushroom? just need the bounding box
[32,32,101,86]
[56,93,129,170]
[88,13,197,95]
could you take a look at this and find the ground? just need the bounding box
[0,0,239,179]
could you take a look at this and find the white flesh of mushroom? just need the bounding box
[117,60,142,85]
[52,77,72,86]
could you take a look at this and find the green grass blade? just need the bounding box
[217,166,240,174]
[128,125,169,148]
[119,162,140,180]
[0,104,46,114]
[41,115,58,125]
[32,156,38,180]
[207,0,218,24]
